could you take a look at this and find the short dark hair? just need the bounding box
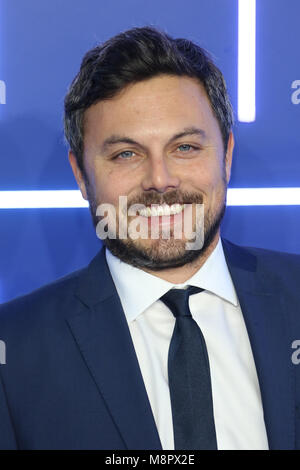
[64,26,234,174]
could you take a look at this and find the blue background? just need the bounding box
[0,0,299,302]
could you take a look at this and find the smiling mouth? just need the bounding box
[137,203,186,217]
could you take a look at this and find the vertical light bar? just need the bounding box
[0,80,6,104]
[238,0,256,122]
[0,0,6,107]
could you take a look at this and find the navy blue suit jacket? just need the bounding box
[0,239,300,449]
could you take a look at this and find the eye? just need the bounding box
[177,144,196,152]
[114,150,135,160]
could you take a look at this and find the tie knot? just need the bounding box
[160,286,203,318]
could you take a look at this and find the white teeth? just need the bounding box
[137,204,184,217]
[162,205,170,216]
[170,203,183,215]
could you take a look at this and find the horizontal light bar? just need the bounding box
[0,190,89,208]
[227,188,300,206]
[238,0,256,122]
[0,189,300,208]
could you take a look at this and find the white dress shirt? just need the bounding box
[105,239,269,450]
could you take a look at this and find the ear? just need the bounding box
[68,150,88,200]
[224,131,234,184]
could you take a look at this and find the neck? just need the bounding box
[143,232,220,284]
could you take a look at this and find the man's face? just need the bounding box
[69,74,234,270]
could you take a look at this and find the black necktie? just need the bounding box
[160,286,218,450]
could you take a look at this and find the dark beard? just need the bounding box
[103,199,226,270]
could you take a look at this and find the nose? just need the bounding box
[141,155,180,193]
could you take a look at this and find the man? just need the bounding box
[0,26,299,450]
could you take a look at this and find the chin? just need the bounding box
[104,235,208,271]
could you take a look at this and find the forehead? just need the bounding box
[83,75,221,145]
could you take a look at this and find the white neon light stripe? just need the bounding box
[0,190,88,208]
[227,188,300,206]
[238,0,256,122]
[0,189,300,208]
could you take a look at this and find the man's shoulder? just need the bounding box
[223,238,300,264]
[0,266,84,329]
[0,247,107,331]
[222,238,300,282]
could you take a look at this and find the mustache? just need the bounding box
[126,190,204,207]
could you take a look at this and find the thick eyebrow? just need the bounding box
[100,127,207,153]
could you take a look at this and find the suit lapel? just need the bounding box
[222,239,295,449]
[66,247,162,450]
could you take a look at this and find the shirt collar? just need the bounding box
[106,238,238,323]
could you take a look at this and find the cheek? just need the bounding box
[89,166,135,205]
[189,164,226,210]
[190,165,222,192]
